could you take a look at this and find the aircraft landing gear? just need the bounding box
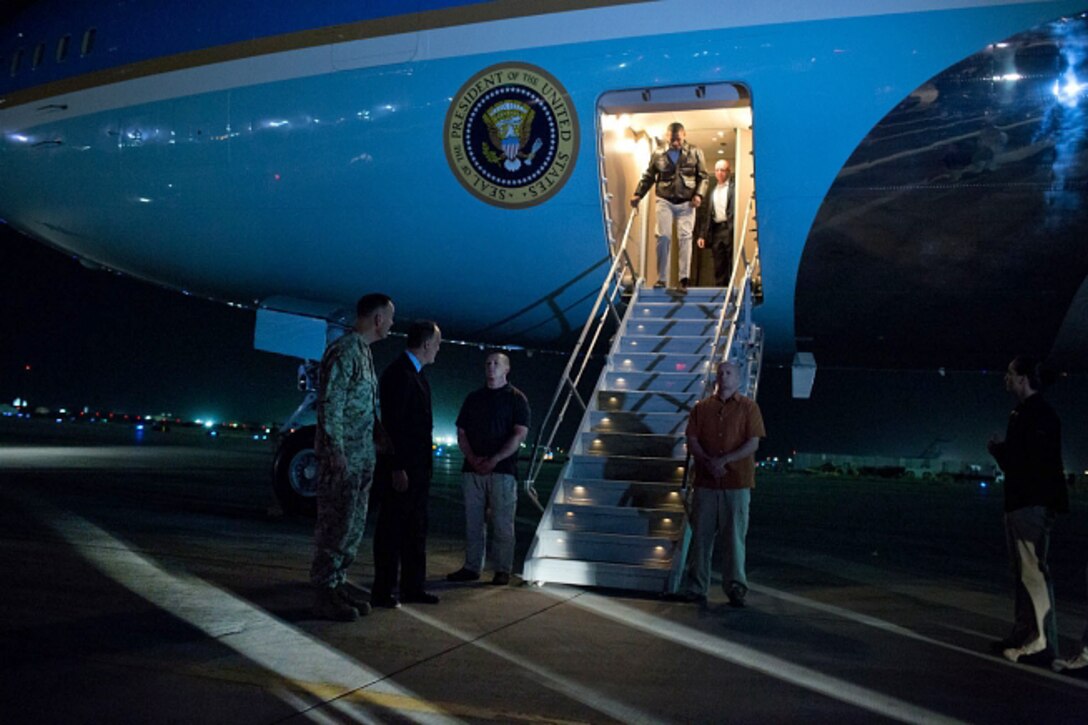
[272,425,318,515]
[271,361,321,515]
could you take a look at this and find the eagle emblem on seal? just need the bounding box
[482,100,544,172]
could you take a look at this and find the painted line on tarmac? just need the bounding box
[273,687,381,725]
[543,586,963,725]
[402,605,667,725]
[753,583,1088,691]
[16,492,464,725]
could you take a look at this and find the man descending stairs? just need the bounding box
[522,282,762,593]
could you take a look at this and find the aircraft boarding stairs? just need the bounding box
[522,252,763,593]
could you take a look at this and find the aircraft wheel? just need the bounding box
[273,425,318,516]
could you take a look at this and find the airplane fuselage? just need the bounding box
[2,1,1084,355]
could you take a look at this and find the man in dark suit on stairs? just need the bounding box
[371,320,443,607]
[696,159,736,288]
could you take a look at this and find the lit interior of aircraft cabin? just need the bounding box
[598,83,758,289]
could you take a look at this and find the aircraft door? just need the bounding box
[597,84,754,288]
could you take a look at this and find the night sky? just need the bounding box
[3,2,1086,471]
[0,223,573,439]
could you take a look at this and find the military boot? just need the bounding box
[313,587,358,622]
[335,583,372,616]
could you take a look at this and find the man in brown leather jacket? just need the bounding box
[630,122,708,291]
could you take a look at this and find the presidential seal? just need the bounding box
[444,63,579,208]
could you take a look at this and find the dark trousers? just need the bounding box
[372,477,430,597]
[708,220,733,287]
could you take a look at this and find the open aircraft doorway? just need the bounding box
[597,83,756,289]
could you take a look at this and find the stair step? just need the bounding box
[521,557,672,591]
[590,411,689,435]
[638,286,729,304]
[619,335,716,355]
[608,352,713,375]
[602,371,709,394]
[531,530,680,567]
[553,503,685,537]
[596,388,700,413]
[562,478,686,509]
[625,319,722,338]
[569,454,685,482]
[631,301,726,321]
[580,431,685,458]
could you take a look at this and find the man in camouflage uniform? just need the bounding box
[311,293,395,621]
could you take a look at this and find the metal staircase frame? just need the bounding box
[523,196,762,592]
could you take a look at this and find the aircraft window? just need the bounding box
[9,48,23,77]
[56,35,70,63]
[32,42,44,70]
[81,28,96,56]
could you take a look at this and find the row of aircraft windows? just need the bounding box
[8,28,96,78]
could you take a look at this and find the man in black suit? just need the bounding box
[371,320,442,607]
[696,159,736,287]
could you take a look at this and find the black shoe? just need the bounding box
[401,591,440,604]
[679,277,690,291]
[727,581,748,608]
[313,587,359,621]
[335,584,372,615]
[370,593,401,609]
[667,590,708,606]
[685,592,708,606]
[446,567,480,582]
[491,572,511,586]
[652,281,666,289]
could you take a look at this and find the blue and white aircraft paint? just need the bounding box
[2,0,1087,366]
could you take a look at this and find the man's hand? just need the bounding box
[630,194,641,208]
[710,455,731,480]
[691,194,702,208]
[476,457,498,475]
[392,469,409,493]
[697,237,706,249]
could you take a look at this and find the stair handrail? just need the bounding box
[704,193,758,399]
[524,211,640,510]
[678,195,759,502]
[664,195,759,593]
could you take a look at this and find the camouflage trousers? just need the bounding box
[310,461,374,588]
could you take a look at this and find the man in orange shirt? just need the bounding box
[682,361,765,607]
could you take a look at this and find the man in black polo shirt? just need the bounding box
[447,352,531,586]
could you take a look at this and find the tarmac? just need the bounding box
[2,417,1088,724]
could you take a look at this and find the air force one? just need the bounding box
[3,1,1088,585]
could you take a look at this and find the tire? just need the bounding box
[273,425,319,516]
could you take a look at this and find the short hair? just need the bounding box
[1010,355,1059,391]
[715,159,730,171]
[485,350,511,368]
[356,293,393,318]
[406,319,439,349]
[717,360,739,374]
[667,122,685,134]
